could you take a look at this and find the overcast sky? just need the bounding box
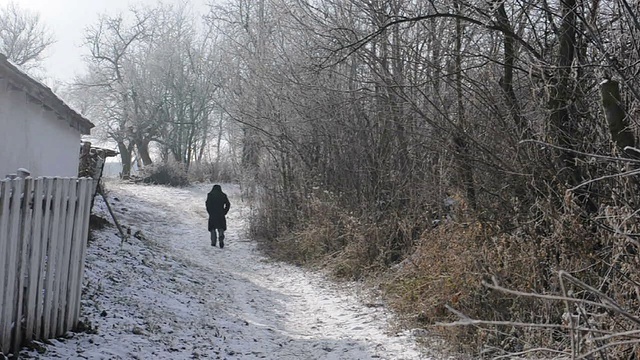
[1,0,213,84]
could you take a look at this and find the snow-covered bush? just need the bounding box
[141,162,189,187]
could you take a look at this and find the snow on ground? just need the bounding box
[22,181,447,360]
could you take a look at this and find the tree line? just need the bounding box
[228,0,640,356]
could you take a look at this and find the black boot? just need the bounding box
[210,232,216,247]
[217,229,225,249]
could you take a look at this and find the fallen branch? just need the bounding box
[437,305,616,335]
[484,346,570,359]
[578,339,640,360]
[519,139,640,164]
[559,270,640,327]
[441,270,640,359]
[482,276,617,313]
[97,184,127,244]
[567,168,640,193]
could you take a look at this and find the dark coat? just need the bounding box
[206,186,231,231]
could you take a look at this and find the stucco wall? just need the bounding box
[0,85,82,177]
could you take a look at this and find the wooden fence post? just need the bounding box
[66,179,90,329]
[0,180,12,354]
[34,178,54,340]
[54,179,75,336]
[12,177,34,352]
[24,178,45,342]
[49,178,71,337]
[42,178,63,340]
[73,179,94,322]
[1,179,24,350]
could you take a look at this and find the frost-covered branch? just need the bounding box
[0,1,55,70]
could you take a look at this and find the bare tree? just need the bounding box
[77,8,153,177]
[207,0,269,181]
[0,1,55,70]
[75,3,222,177]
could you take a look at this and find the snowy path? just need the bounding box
[23,182,438,360]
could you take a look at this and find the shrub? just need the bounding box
[141,162,189,187]
[251,186,430,279]
[380,202,640,356]
[188,161,238,183]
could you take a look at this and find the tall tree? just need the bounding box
[78,8,152,177]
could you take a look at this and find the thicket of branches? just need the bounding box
[0,1,54,72]
[216,0,640,357]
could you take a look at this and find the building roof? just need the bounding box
[81,141,119,158]
[0,53,94,135]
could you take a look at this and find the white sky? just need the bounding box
[1,0,214,84]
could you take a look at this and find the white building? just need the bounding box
[0,54,94,177]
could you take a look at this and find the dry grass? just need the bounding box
[250,182,640,358]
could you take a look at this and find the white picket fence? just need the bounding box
[0,177,94,356]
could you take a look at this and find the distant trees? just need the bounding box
[0,1,55,71]
[75,4,222,177]
[205,0,273,188]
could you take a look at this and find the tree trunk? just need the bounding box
[242,127,260,171]
[549,0,578,164]
[242,0,266,179]
[391,8,409,176]
[216,112,223,165]
[548,0,597,213]
[495,1,531,139]
[136,139,153,166]
[454,0,476,211]
[601,79,636,154]
[117,141,133,178]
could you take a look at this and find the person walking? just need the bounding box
[206,184,231,248]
